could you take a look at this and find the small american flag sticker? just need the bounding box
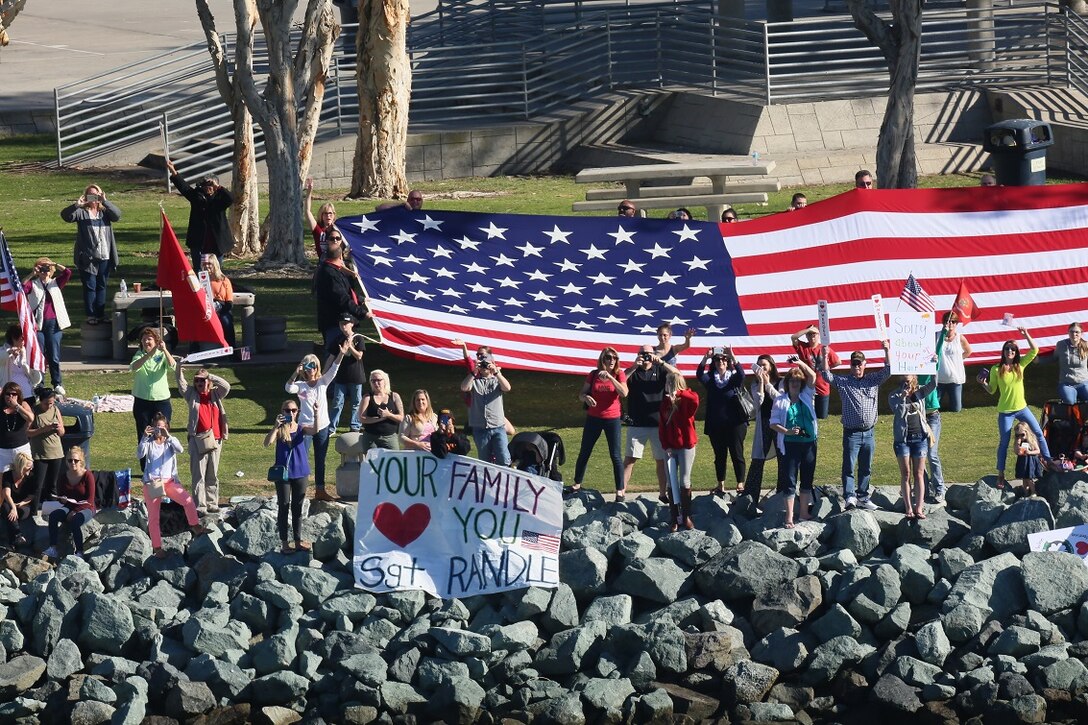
[522,530,560,555]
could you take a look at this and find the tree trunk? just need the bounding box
[0,0,28,47]
[848,0,922,189]
[195,0,262,257]
[229,90,262,257]
[350,0,411,199]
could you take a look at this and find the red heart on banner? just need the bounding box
[372,502,431,548]
[1076,541,1088,557]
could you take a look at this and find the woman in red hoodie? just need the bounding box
[659,372,700,531]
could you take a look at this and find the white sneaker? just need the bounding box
[845,496,858,510]
[857,497,878,511]
[53,385,66,398]
[43,546,58,559]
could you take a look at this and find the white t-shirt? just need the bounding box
[286,362,339,430]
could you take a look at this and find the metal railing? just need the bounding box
[55,0,1084,178]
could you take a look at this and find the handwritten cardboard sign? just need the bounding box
[353,449,563,598]
[1028,525,1088,565]
[889,310,937,375]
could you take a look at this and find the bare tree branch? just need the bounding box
[846,0,894,63]
[194,0,237,105]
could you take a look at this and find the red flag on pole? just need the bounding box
[157,211,228,347]
[951,279,981,325]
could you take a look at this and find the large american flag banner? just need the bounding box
[0,231,45,375]
[342,184,1088,374]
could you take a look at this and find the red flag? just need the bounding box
[951,279,981,325]
[157,211,228,346]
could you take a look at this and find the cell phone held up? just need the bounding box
[84,193,101,204]
[977,368,990,384]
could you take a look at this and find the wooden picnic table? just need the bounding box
[110,290,256,360]
[573,159,778,220]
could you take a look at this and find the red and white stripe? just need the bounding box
[0,233,45,376]
[369,184,1088,374]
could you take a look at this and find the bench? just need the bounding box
[574,159,779,221]
[582,180,781,201]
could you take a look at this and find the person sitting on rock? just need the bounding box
[138,413,209,558]
[43,447,95,560]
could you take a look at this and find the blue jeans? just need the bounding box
[841,428,874,500]
[925,411,944,494]
[308,425,331,491]
[893,435,929,458]
[37,318,63,387]
[1058,383,1088,404]
[814,393,830,420]
[328,382,363,434]
[938,383,963,412]
[573,415,624,491]
[473,426,511,466]
[779,440,816,498]
[997,408,1050,473]
[79,259,113,319]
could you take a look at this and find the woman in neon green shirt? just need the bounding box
[981,327,1051,487]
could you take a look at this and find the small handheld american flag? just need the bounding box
[900,273,936,314]
[0,231,45,376]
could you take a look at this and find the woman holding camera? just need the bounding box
[660,372,700,530]
[770,357,818,528]
[42,447,95,560]
[744,355,782,506]
[23,258,72,395]
[401,389,438,451]
[137,413,208,558]
[130,328,176,469]
[201,256,236,348]
[570,347,628,498]
[61,184,121,325]
[264,400,314,552]
[696,347,748,496]
[287,346,346,502]
[27,387,64,520]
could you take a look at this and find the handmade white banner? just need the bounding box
[353,449,563,598]
[872,295,887,340]
[889,310,937,375]
[1028,525,1088,565]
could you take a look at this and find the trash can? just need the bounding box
[58,400,95,469]
[982,119,1054,186]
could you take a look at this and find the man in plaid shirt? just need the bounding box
[821,340,891,511]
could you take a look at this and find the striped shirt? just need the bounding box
[821,364,891,431]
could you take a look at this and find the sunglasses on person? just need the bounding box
[282,407,298,414]
[851,359,865,367]
[618,205,634,212]
[66,457,83,464]
[328,235,343,242]
[602,354,617,361]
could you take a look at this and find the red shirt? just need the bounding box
[196,395,222,439]
[585,369,626,419]
[58,470,96,514]
[794,341,840,396]
[659,388,700,449]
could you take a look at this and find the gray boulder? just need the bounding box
[811,604,862,643]
[46,638,83,680]
[986,520,1052,555]
[940,552,1027,643]
[80,593,135,656]
[896,509,971,550]
[380,681,427,715]
[613,557,691,603]
[802,636,875,685]
[750,574,822,635]
[847,563,901,625]
[832,511,881,558]
[70,700,116,725]
[582,594,633,626]
[280,565,342,609]
[725,660,779,703]
[694,541,801,601]
[872,673,922,713]
[542,583,579,632]
[164,679,216,720]
[656,529,722,567]
[558,548,608,598]
[534,621,607,676]
[249,671,310,706]
[989,625,1041,657]
[685,627,749,673]
[225,512,280,557]
[581,676,635,713]
[752,628,809,674]
[914,620,952,666]
[758,521,825,556]
[430,627,491,656]
[0,655,46,700]
[892,544,936,604]
[1021,551,1088,614]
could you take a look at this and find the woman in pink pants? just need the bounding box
[137,413,208,557]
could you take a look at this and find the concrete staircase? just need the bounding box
[988,87,1088,176]
[567,89,994,187]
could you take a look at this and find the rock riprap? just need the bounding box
[0,479,1087,722]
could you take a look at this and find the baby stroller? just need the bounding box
[508,431,565,483]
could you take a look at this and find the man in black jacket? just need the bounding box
[314,232,369,346]
[166,160,235,270]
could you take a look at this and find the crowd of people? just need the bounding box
[0,166,1062,557]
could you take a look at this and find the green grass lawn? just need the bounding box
[1,134,1080,497]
